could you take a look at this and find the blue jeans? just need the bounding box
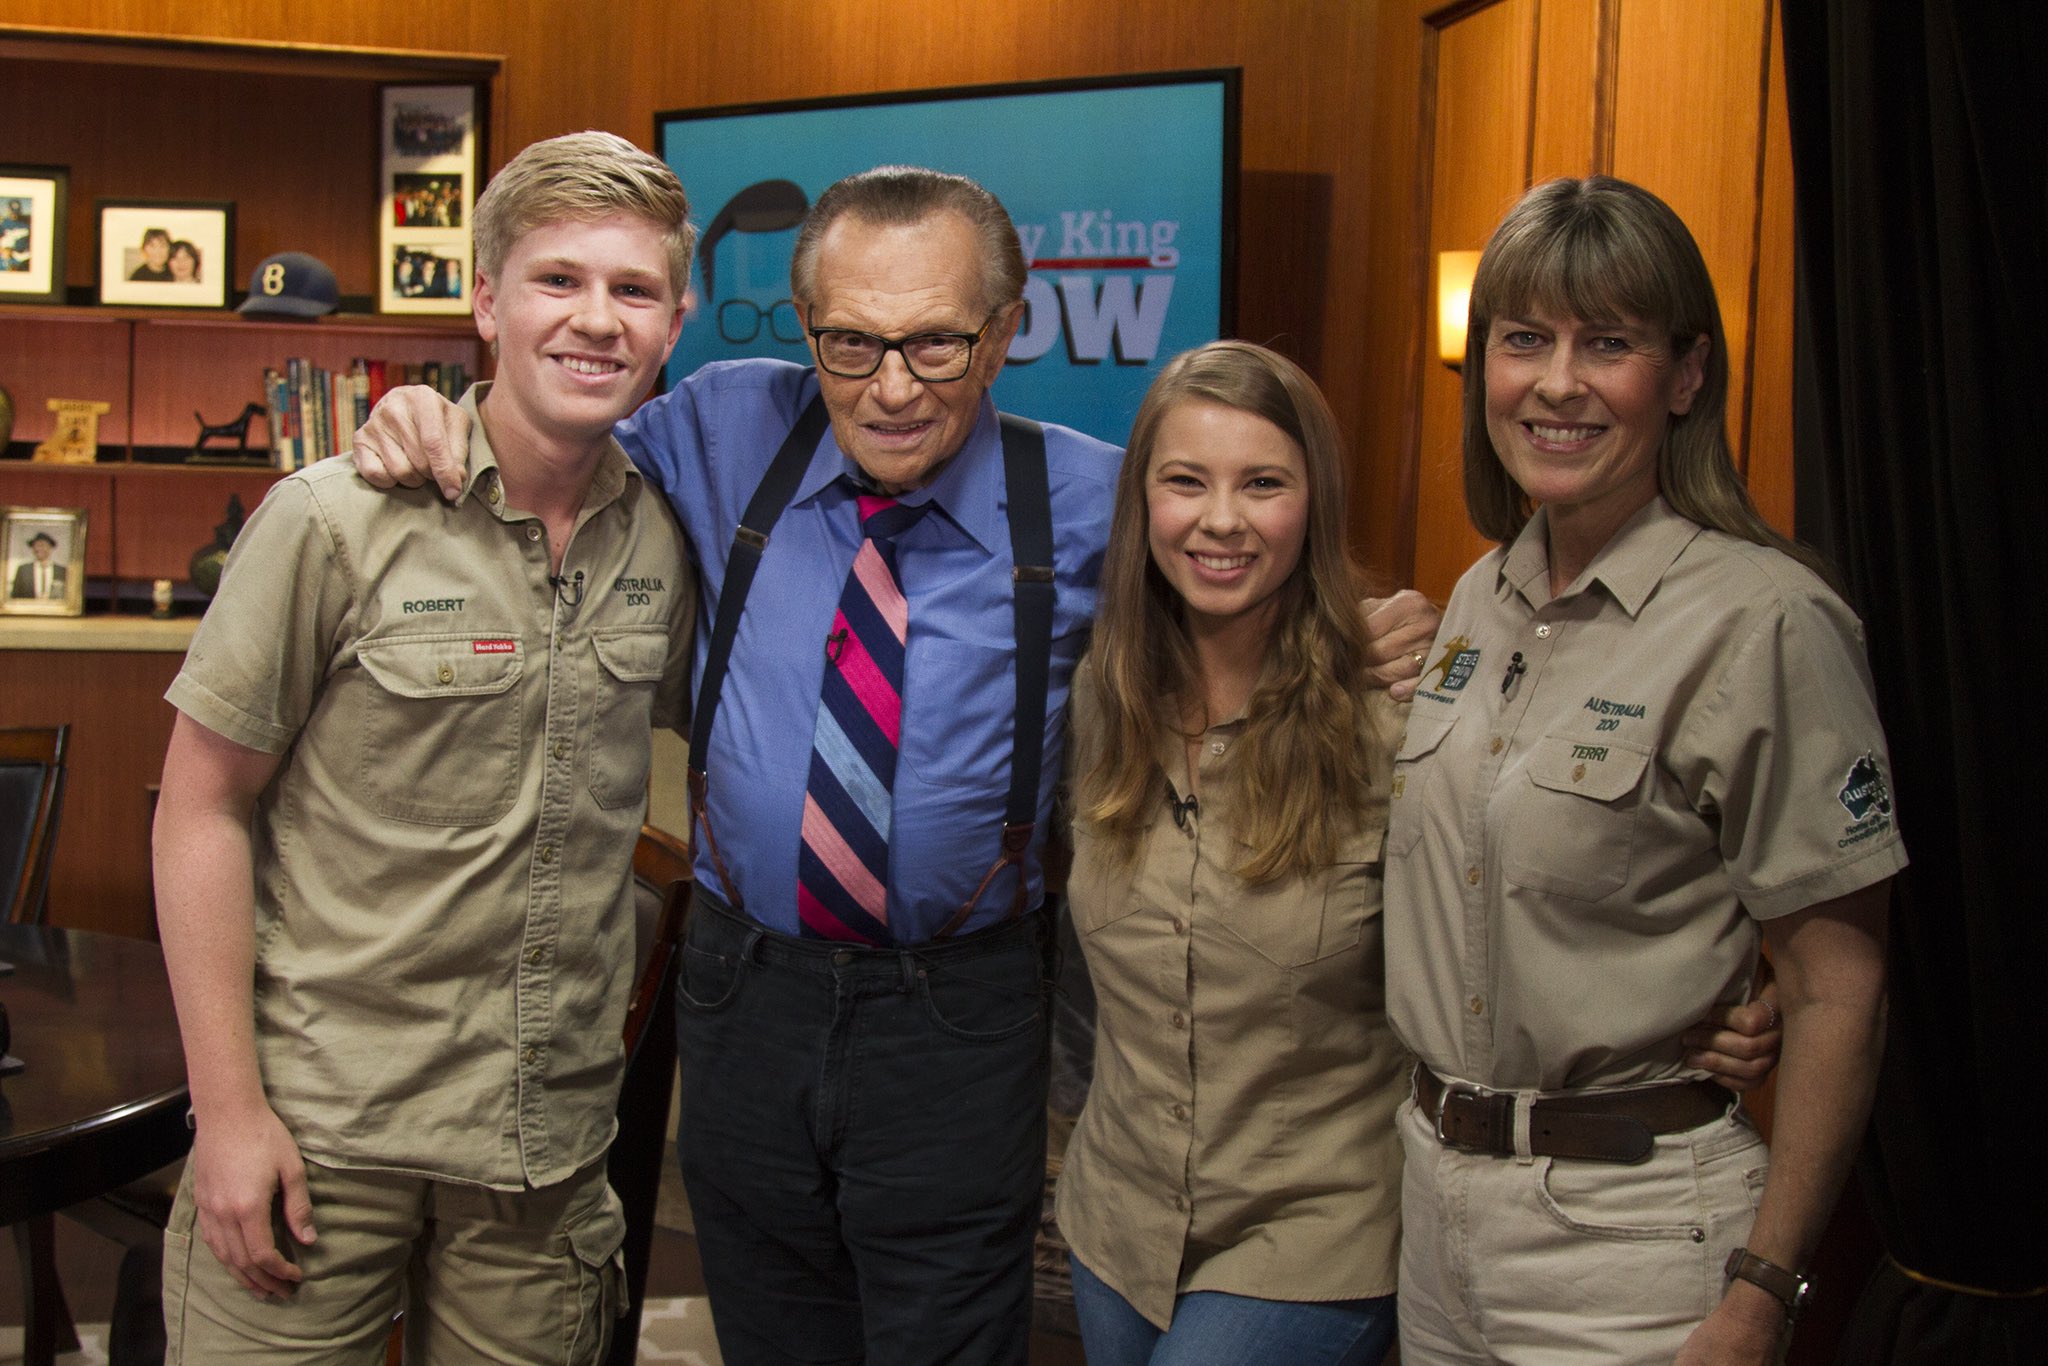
[1071,1255,1397,1366]
[675,893,1052,1366]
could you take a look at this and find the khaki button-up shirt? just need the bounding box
[1386,498,1906,1092]
[1055,672,1408,1327]
[167,386,694,1188]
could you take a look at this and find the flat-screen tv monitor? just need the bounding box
[656,70,1239,447]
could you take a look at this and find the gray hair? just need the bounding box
[790,165,1026,315]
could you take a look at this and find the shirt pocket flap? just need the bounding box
[357,634,523,698]
[592,626,670,683]
[1525,735,1653,803]
[1396,711,1458,763]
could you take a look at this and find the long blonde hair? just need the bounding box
[1080,341,1386,884]
[1463,176,1828,578]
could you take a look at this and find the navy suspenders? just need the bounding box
[686,389,1056,937]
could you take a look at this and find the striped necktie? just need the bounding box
[797,490,930,943]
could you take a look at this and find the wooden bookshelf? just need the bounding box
[1,307,479,457]
[0,30,504,937]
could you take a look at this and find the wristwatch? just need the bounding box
[1724,1247,1814,1321]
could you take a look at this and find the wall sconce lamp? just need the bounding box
[1437,250,1480,371]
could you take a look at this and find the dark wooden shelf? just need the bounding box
[0,23,499,83]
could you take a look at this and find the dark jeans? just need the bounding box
[674,893,1052,1366]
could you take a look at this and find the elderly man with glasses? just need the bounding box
[355,162,1435,1365]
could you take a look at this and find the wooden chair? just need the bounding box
[2,726,82,1359]
[607,824,693,1365]
[0,724,68,926]
[1,725,83,1366]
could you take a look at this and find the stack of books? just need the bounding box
[263,357,470,471]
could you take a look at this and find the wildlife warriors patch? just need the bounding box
[1423,635,1481,695]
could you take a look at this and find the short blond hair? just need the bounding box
[473,131,695,298]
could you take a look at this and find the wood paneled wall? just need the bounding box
[10,0,1792,595]
[0,648,184,935]
[1368,0,1796,602]
[9,0,1409,568]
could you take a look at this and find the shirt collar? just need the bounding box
[791,388,1005,556]
[1498,496,1703,618]
[455,382,640,522]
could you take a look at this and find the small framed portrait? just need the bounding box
[96,199,234,309]
[1,506,88,618]
[0,165,68,304]
[390,244,469,303]
[393,172,465,229]
[380,84,479,316]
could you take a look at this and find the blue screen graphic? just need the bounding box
[658,75,1232,447]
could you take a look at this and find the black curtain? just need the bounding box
[1781,1,2048,1359]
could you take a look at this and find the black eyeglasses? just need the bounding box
[805,315,995,382]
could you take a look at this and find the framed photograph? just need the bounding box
[656,71,1239,446]
[0,165,69,304]
[380,84,480,315]
[1,506,88,618]
[391,243,467,302]
[96,199,234,308]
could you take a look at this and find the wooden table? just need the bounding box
[1,924,190,1364]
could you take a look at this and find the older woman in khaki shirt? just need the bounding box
[1387,177,1900,1365]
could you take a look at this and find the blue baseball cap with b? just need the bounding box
[239,251,339,318]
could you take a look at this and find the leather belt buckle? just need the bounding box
[1433,1078,1511,1155]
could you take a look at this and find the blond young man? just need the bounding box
[153,131,695,1363]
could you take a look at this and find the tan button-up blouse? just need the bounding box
[1385,498,1907,1092]
[1054,668,1409,1327]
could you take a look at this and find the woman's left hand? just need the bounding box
[1683,980,1783,1093]
[1360,590,1443,700]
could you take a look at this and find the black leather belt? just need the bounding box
[1417,1064,1733,1164]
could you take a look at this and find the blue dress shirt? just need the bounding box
[617,359,1118,941]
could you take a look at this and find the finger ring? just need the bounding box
[1411,651,1425,667]
[1763,1001,1781,1032]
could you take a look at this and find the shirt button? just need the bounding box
[527,525,542,541]
[526,946,545,966]
[1173,1195,1186,1212]
[487,482,502,506]
[1171,1103,1188,1121]
[1466,866,1481,886]
[538,845,556,864]
[436,664,454,684]
[1535,623,1553,639]
[553,740,570,761]
[1171,917,1186,935]
[521,1046,539,1065]
[1469,996,1487,1016]
[1489,737,1504,755]
[1210,740,1226,756]
[1171,1012,1186,1029]
[1573,762,1587,782]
